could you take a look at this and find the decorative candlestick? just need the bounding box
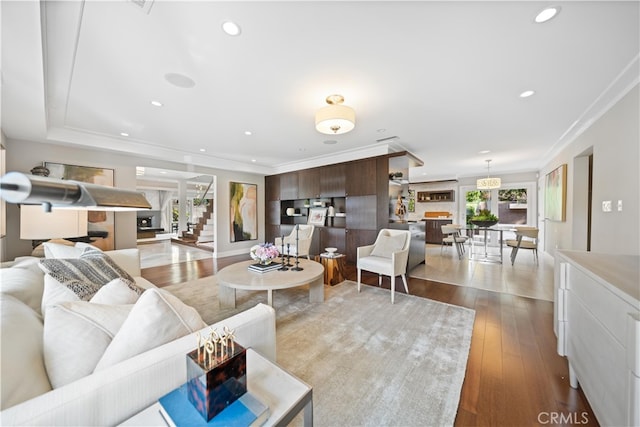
[291,224,303,271]
[286,243,293,267]
[279,235,289,271]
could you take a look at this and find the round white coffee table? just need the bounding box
[217,259,325,308]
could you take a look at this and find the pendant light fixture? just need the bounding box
[476,159,501,190]
[315,94,355,135]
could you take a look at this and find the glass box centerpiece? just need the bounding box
[185,328,247,421]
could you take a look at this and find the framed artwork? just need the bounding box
[308,207,327,226]
[230,182,257,242]
[45,162,115,250]
[544,163,567,222]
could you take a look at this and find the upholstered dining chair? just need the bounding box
[506,227,539,265]
[274,225,315,259]
[356,228,412,304]
[441,224,467,259]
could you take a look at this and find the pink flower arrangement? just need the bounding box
[250,243,280,263]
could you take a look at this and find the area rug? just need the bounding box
[164,278,475,426]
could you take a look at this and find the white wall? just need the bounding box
[541,84,639,256]
[2,139,265,261]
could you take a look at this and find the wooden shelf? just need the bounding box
[417,190,454,202]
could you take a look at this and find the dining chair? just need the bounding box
[356,228,411,304]
[441,224,467,259]
[506,227,539,265]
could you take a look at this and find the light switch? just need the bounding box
[617,200,622,211]
[602,200,612,212]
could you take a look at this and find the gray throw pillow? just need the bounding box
[39,248,142,301]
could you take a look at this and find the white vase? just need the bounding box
[286,207,295,216]
[328,206,335,217]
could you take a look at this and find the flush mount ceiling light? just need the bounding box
[0,172,152,212]
[519,90,536,98]
[535,6,561,23]
[477,159,501,190]
[315,94,356,135]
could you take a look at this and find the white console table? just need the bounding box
[554,250,639,427]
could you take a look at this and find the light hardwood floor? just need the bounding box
[139,241,598,426]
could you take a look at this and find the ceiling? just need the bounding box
[2,1,638,183]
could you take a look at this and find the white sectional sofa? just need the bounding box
[0,246,276,426]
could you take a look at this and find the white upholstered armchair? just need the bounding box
[356,228,412,304]
[274,225,315,259]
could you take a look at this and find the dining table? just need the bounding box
[463,224,511,264]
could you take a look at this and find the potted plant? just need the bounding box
[470,209,499,227]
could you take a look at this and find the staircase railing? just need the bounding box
[194,180,213,206]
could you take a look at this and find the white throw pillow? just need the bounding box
[90,278,142,305]
[43,301,132,388]
[43,241,84,259]
[0,294,52,410]
[95,289,206,371]
[370,233,406,258]
[9,256,44,274]
[41,274,81,315]
[0,268,45,315]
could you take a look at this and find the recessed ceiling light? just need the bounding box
[244,131,252,136]
[120,132,129,137]
[222,21,241,36]
[377,128,386,133]
[251,159,257,163]
[160,171,167,174]
[150,100,163,107]
[535,6,560,23]
[164,73,196,89]
[520,90,536,98]
[199,148,206,152]
[323,140,338,145]
[479,150,491,154]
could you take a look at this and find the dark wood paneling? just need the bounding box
[320,163,346,197]
[345,195,377,230]
[279,171,298,200]
[345,229,378,263]
[265,175,280,201]
[265,224,280,245]
[266,200,280,226]
[319,227,346,254]
[345,158,377,196]
[298,167,321,199]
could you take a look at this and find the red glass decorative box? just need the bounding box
[185,341,247,421]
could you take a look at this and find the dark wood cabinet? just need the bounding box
[345,195,377,230]
[319,227,346,255]
[320,163,345,197]
[298,167,321,199]
[264,152,413,261]
[265,175,280,201]
[266,200,280,226]
[346,158,377,196]
[424,219,453,244]
[279,172,298,200]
